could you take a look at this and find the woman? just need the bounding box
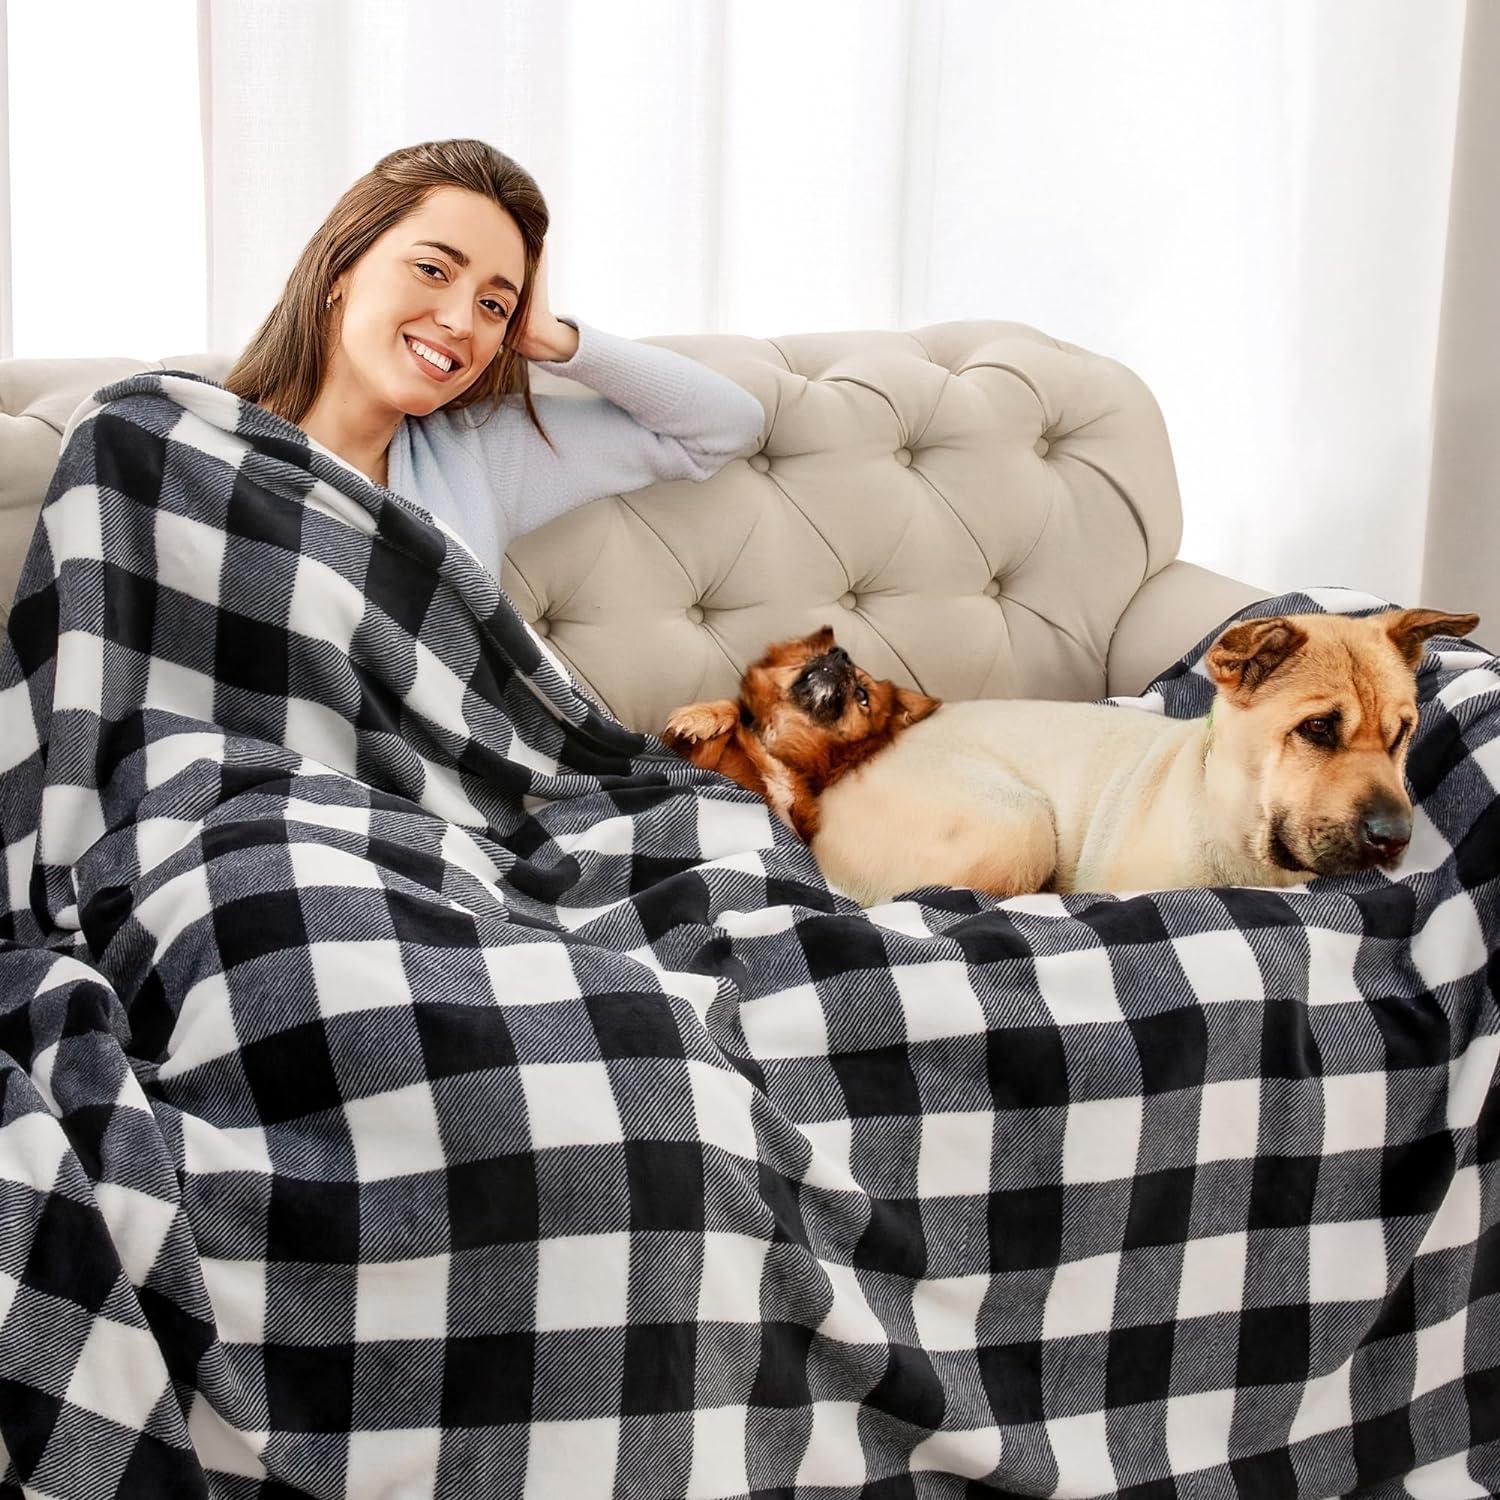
[225,138,765,578]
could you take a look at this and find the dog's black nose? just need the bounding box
[827,646,850,664]
[1358,810,1411,859]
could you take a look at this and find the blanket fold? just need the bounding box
[0,370,1495,1499]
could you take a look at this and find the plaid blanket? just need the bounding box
[0,370,1495,1500]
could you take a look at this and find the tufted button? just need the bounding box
[748,453,771,473]
[983,579,1002,598]
[533,617,551,638]
[894,447,913,467]
[839,592,858,610]
[1034,436,1050,457]
[686,604,705,624]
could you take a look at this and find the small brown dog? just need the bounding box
[662,625,941,839]
[663,608,1480,900]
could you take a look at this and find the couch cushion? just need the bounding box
[0,324,1181,729]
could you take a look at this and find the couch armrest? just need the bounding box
[1106,560,1274,698]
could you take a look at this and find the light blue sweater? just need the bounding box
[385,316,765,574]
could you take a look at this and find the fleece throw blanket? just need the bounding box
[0,371,1495,1500]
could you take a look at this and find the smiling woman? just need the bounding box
[224,138,764,580]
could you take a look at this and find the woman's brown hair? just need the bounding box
[224,138,553,449]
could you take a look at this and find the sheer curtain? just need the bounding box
[2,0,1492,624]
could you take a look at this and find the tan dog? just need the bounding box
[806,607,1479,901]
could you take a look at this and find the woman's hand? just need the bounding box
[510,242,581,363]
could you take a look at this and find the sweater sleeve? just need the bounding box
[468,316,766,548]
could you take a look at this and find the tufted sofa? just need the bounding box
[0,322,1272,731]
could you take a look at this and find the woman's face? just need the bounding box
[328,185,527,418]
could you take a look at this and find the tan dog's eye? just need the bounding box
[1297,716,1338,747]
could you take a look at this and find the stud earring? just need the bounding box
[325,293,335,309]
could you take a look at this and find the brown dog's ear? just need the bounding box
[662,699,740,772]
[894,687,942,725]
[1205,616,1309,699]
[1382,608,1481,668]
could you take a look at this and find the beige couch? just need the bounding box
[0,322,1271,732]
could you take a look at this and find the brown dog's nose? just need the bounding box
[1358,809,1411,860]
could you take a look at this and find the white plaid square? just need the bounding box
[796,1401,868,1488]
[287,552,368,646]
[536,1234,631,1331]
[284,695,359,774]
[346,1428,442,1496]
[1165,1386,1235,1475]
[688,1405,749,1498]
[695,789,777,860]
[42,482,104,560]
[917,1111,993,1197]
[799,1117,857,1193]
[39,782,107,869]
[199,1258,267,1344]
[132,861,214,963]
[289,839,386,892]
[1322,1071,1386,1154]
[894,960,986,1043]
[159,972,240,1079]
[0,1110,70,1194]
[0,682,39,777]
[153,506,226,604]
[1420,1164,1480,1256]
[1195,1078,1260,1163]
[64,1315,170,1432]
[1062,1096,1141,1184]
[482,942,581,1008]
[1304,926,1364,1006]
[688,1059,759,1163]
[407,638,469,737]
[1033,945,1122,1025]
[1289,1359,1354,1443]
[1170,929,1265,1004]
[1308,1220,1386,1303]
[697,1233,770,1324]
[1411,893,1487,986]
[739,982,828,1059]
[1046,1409,1114,1496]
[909,1423,1003,1479]
[186,1392,267,1481]
[143,729,225,793]
[92,1183,178,1290]
[1412,1305,1468,1401]
[179,1114,272,1176]
[524,1417,619,1498]
[1177,1232,1247,1321]
[912,1273,990,1351]
[519,1062,624,1149]
[343,1081,446,1180]
[1043,1250,1120,1340]
[145,653,218,723]
[354,1255,451,1341]
[309,941,414,1019]
[1450,1033,1500,1131]
[1402,1450,1491,1499]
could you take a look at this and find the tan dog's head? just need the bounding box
[1204,606,1479,877]
[737,626,941,784]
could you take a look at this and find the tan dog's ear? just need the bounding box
[1381,608,1481,667]
[662,699,740,772]
[1205,616,1309,699]
[895,687,942,725]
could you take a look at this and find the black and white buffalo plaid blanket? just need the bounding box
[0,369,1496,1500]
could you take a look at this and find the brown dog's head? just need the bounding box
[1204,606,1479,877]
[737,626,941,785]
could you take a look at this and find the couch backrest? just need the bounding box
[0,321,1182,731]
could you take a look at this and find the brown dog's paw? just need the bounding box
[663,699,740,745]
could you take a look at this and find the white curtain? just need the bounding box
[3,0,1492,626]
